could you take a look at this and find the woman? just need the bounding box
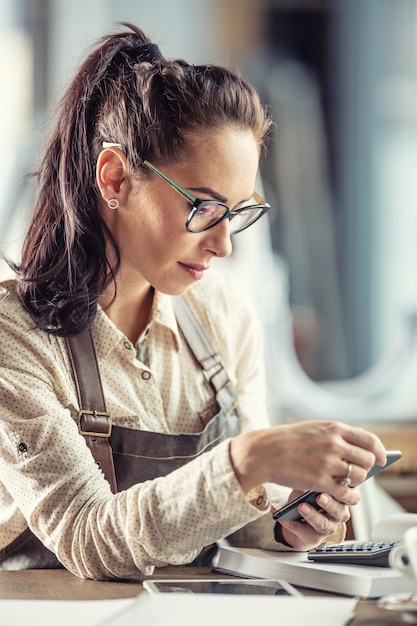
[0,23,385,580]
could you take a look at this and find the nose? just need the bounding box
[201,218,233,258]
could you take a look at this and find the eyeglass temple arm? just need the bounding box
[143,160,196,203]
[101,145,196,204]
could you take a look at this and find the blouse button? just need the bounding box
[18,442,28,453]
[123,341,131,350]
[141,371,151,380]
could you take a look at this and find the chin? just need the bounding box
[154,283,192,297]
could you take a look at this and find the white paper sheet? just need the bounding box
[0,592,358,626]
[98,593,358,626]
[1,598,136,626]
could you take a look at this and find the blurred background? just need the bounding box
[0,0,416,522]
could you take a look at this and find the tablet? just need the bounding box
[143,578,301,596]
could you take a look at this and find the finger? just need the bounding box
[280,513,336,546]
[297,503,338,534]
[342,426,386,467]
[332,459,368,487]
[315,493,355,522]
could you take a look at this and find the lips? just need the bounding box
[178,262,208,281]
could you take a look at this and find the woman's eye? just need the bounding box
[196,204,219,216]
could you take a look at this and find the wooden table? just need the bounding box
[0,567,412,625]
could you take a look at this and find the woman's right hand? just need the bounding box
[229,420,386,502]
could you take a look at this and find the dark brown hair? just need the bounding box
[16,23,272,336]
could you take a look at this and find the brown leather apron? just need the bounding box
[0,297,240,570]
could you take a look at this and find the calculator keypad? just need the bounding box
[308,541,400,567]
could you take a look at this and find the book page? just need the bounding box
[371,512,417,541]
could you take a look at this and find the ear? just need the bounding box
[96,147,127,202]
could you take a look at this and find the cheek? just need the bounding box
[121,193,188,265]
[122,188,162,241]
[133,186,192,246]
[129,205,180,247]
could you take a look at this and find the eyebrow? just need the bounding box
[188,186,228,203]
[188,186,253,208]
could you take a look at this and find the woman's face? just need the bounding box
[104,127,260,295]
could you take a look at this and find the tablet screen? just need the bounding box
[144,578,300,596]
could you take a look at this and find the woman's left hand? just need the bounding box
[271,488,356,550]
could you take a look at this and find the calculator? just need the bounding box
[307,540,401,567]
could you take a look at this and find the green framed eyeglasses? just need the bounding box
[142,160,270,235]
[101,143,270,234]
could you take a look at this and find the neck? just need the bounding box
[99,281,155,344]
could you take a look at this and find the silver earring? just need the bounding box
[107,198,119,210]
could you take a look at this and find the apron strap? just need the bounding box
[66,331,117,493]
[172,296,230,393]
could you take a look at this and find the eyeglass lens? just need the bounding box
[188,202,266,234]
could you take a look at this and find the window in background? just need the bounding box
[0,0,35,275]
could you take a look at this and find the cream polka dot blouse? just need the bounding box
[0,270,291,580]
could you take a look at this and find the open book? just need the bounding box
[214,513,417,599]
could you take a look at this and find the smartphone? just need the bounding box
[143,578,301,596]
[272,449,402,522]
